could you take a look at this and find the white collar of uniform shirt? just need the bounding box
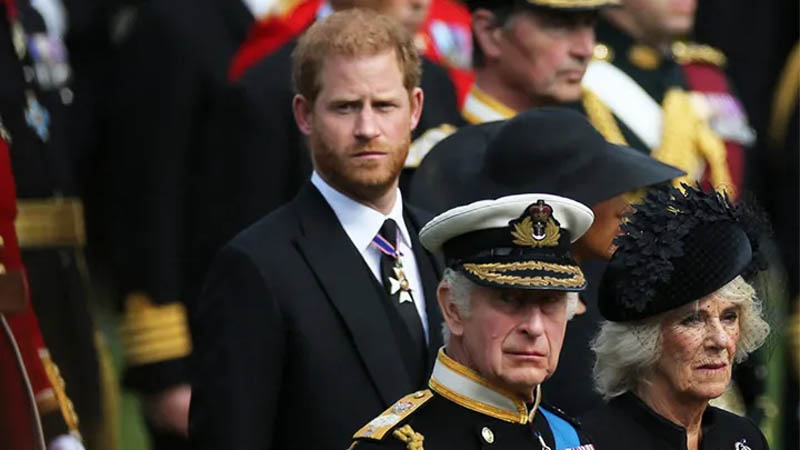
[311,171,430,341]
[241,0,278,19]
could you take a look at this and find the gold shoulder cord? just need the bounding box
[768,42,800,148]
[582,88,735,198]
[656,89,735,198]
[581,88,627,145]
[39,350,80,435]
[392,425,424,450]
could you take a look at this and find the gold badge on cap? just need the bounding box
[510,200,560,248]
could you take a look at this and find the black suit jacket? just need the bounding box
[189,182,444,450]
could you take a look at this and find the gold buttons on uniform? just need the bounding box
[593,43,613,62]
[628,45,661,70]
[481,426,494,444]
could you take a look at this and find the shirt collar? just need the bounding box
[240,0,275,19]
[311,171,411,253]
[428,348,541,425]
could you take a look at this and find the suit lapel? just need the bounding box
[293,183,412,405]
[404,206,444,371]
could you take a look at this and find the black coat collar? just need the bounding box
[612,391,733,449]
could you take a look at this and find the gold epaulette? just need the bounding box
[353,390,433,441]
[120,293,192,366]
[392,425,424,450]
[405,124,457,169]
[671,41,727,67]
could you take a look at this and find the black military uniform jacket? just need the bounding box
[581,392,769,450]
[350,349,594,450]
[108,0,253,392]
[189,182,444,450]
[1,0,100,441]
[581,20,744,192]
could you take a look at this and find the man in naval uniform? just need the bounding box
[407,0,619,196]
[457,0,618,124]
[580,0,754,197]
[349,193,597,450]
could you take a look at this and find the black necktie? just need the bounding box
[374,219,426,360]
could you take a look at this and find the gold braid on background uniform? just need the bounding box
[392,425,424,450]
[581,88,626,145]
[582,88,736,199]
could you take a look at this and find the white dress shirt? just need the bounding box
[311,172,430,342]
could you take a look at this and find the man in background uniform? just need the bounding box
[350,193,596,449]
[415,0,473,104]
[107,0,258,447]
[1,6,83,449]
[581,0,751,195]
[404,0,618,181]
[228,0,473,102]
[1,0,105,447]
[457,0,613,124]
[1,124,82,450]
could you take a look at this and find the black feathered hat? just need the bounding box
[599,184,771,321]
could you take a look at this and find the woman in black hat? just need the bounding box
[582,185,772,450]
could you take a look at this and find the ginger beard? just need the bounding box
[309,128,410,203]
[301,50,419,205]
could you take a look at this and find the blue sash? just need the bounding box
[540,407,581,450]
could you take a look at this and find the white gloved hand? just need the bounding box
[48,434,84,450]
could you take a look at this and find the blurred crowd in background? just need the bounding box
[0,0,797,449]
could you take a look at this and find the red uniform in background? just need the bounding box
[228,0,476,105]
[417,0,474,106]
[677,45,754,192]
[228,0,322,81]
[0,123,78,450]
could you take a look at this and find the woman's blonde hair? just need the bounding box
[591,275,770,400]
